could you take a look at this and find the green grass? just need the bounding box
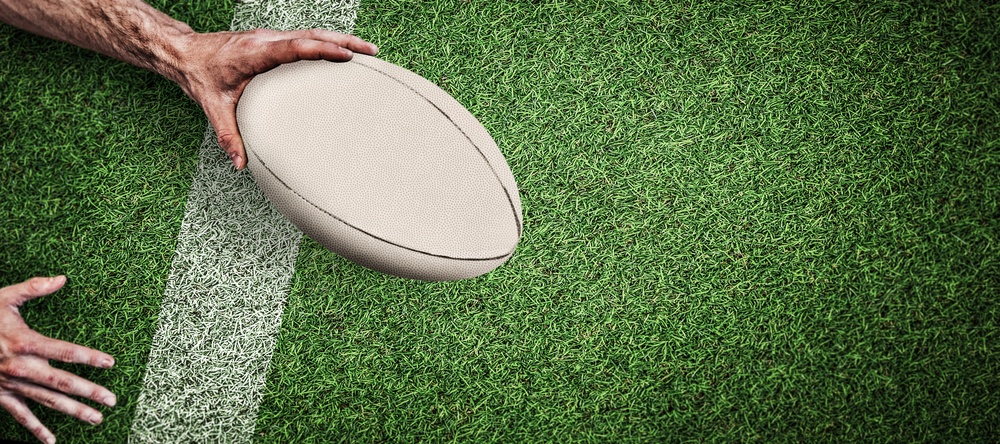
[3,0,1000,442]
[0,2,231,442]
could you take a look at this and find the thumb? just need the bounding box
[206,102,247,170]
[2,276,66,307]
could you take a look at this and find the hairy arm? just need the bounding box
[0,0,194,82]
[1,2,377,443]
[0,0,378,169]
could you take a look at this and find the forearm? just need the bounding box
[0,0,192,83]
[2,0,378,171]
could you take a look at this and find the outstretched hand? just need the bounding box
[0,276,116,444]
[174,29,379,170]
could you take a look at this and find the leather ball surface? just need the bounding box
[236,55,522,281]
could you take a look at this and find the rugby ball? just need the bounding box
[236,55,522,281]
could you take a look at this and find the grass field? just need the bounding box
[2,0,999,442]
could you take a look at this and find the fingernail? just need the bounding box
[234,155,244,169]
[103,395,117,407]
[45,437,55,444]
[88,412,102,424]
[102,358,115,368]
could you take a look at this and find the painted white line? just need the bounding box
[129,128,303,443]
[130,2,359,442]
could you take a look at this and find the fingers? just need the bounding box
[182,29,377,171]
[16,331,115,369]
[252,29,378,67]
[301,29,379,55]
[4,378,105,425]
[267,37,355,65]
[4,356,116,408]
[207,105,246,170]
[0,393,55,444]
[257,28,378,57]
[0,276,66,307]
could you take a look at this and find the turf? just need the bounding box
[3,0,1000,442]
[254,1,1000,442]
[0,2,232,442]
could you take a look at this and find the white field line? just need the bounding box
[129,2,359,442]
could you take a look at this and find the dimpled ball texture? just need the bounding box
[236,55,522,281]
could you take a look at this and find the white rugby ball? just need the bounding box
[236,54,522,281]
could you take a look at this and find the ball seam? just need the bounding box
[248,147,516,262]
[352,55,523,236]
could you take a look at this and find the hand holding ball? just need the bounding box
[236,55,522,281]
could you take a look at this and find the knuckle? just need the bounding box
[237,35,259,51]
[284,38,308,51]
[76,405,95,421]
[26,277,47,294]
[39,392,60,409]
[52,376,74,394]
[10,338,33,355]
[3,362,30,379]
[216,131,237,149]
[240,29,273,47]
[6,406,30,426]
[30,425,47,437]
[56,347,77,363]
[5,338,23,354]
[12,412,31,426]
[306,28,335,41]
[88,354,106,368]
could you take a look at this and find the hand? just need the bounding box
[173,29,380,170]
[1,0,377,171]
[0,276,116,444]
